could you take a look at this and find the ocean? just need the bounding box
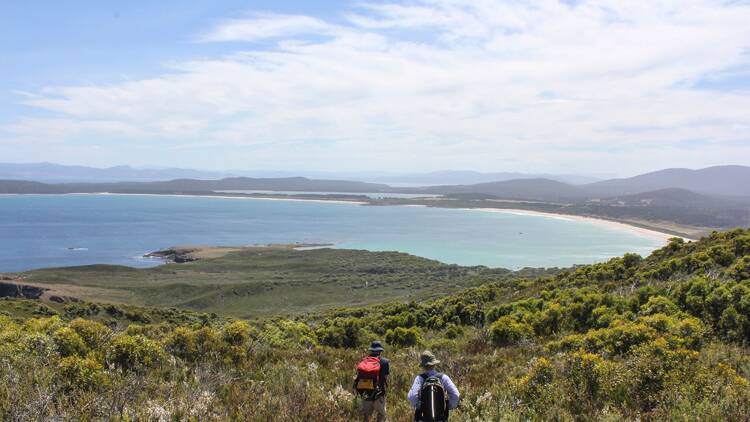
[0,194,665,272]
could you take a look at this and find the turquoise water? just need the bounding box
[0,194,664,272]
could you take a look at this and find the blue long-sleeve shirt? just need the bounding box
[407,369,460,410]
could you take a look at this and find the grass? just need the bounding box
[19,247,553,317]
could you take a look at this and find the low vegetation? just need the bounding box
[21,247,550,317]
[1,229,749,420]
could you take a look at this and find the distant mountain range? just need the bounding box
[0,162,225,182]
[0,177,389,194]
[1,164,748,199]
[410,165,750,200]
[0,163,600,185]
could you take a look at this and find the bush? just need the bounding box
[489,316,533,347]
[733,235,750,256]
[57,356,108,391]
[222,320,251,347]
[514,357,555,404]
[444,324,463,339]
[385,326,420,347]
[193,326,222,360]
[623,338,683,412]
[640,296,680,316]
[166,326,197,361]
[535,303,564,334]
[550,314,705,356]
[562,352,606,416]
[315,318,363,348]
[52,327,89,357]
[23,316,64,334]
[551,320,657,356]
[623,253,642,268]
[69,318,111,350]
[19,331,57,358]
[727,256,750,281]
[718,305,748,342]
[276,320,317,348]
[106,334,165,371]
[708,245,735,266]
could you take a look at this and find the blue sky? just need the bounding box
[1,0,749,176]
[0,1,346,119]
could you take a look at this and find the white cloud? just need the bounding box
[198,13,339,42]
[7,118,142,143]
[3,0,750,174]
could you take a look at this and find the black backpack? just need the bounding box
[415,373,448,422]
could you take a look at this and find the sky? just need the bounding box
[1,0,750,176]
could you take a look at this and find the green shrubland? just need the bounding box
[0,228,749,420]
[22,247,553,317]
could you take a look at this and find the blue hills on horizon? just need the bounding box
[0,162,603,185]
[1,162,749,199]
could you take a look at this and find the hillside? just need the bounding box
[0,179,56,194]
[0,229,749,420]
[413,187,750,232]
[610,187,733,207]
[16,247,545,317]
[582,165,750,197]
[417,178,588,201]
[599,187,750,210]
[0,176,390,194]
[569,188,750,230]
[366,170,600,185]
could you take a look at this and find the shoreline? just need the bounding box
[468,208,686,243]
[2,191,695,242]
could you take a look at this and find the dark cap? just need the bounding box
[368,341,385,352]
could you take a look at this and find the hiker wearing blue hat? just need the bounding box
[353,341,391,422]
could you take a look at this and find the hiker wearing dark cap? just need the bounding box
[353,341,390,422]
[407,351,460,422]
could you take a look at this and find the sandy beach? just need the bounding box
[469,208,687,243]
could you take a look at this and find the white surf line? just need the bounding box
[465,207,690,243]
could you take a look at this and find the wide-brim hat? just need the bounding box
[419,350,440,368]
[368,341,385,352]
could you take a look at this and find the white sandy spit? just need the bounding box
[467,208,687,243]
